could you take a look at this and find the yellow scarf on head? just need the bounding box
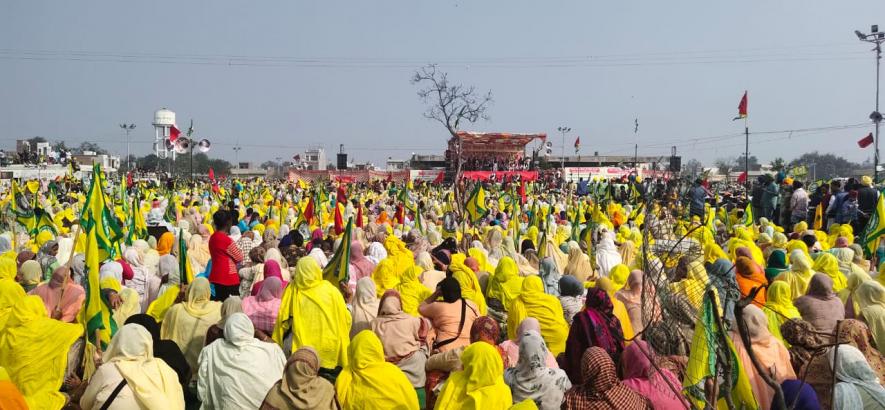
[274,257,351,369]
[335,331,419,410]
[0,296,80,410]
[507,276,568,356]
[394,266,431,316]
[763,281,800,346]
[435,342,513,410]
[0,279,25,333]
[486,257,524,309]
[812,253,847,292]
[449,253,487,315]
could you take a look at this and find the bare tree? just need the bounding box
[411,64,492,215]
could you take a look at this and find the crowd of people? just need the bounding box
[1,169,885,410]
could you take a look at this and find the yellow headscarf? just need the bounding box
[595,277,636,343]
[763,281,800,346]
[485,256,524,309]
[335,331,419,410]
[274,257,351,369]
[774,250,813,300]
[371,258,400,298]
[506,276,569,356]
[435,342,513,410]
[468,247,494,274]
[0,295,80,410]
[449,253,487,315]
[812,253,847,292]
[669,259,710,309]
[854,281,885,356]
[0,259,14,281]
[0,279,25,332]
[608,264,630,292]
[394,265,432,316]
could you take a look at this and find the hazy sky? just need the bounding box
[2,1,884,167]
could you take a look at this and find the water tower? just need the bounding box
[153,108,176,159]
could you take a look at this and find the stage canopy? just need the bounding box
[451,131,546,153]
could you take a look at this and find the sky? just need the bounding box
[2,1,884,168]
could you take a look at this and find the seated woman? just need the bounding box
[28,265,84,323]
[794,273,845,334]
[419,277,479,353]
[371,290,428,390]
[0,295,80,409]
[242,276,284,336]
[732,305,796,410]
[198,313,286,409]
[562,347,650,410]
[273,256,351,370]
[160,277,222,379]
[436,342,513,410]
[829,344,885,409]
[81,323,185,409]
[507,275,569,357]
[260,347,337,410]
[125,314,191,389]
[499,317,558,370]
[621,340,687,410]
[561,288,625,384]
[335,330,419,409]
[204,295,244,346]
[504,330,571,410]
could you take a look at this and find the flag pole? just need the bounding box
[744,115,749,192]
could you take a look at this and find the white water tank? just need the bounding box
[153,108,176,127]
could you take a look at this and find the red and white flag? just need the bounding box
[574,136,581,154]
[169,125,181,142]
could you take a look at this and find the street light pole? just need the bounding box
[557,126,571,172]
[233,145,242,169]
[857,25,884,182]
[119,123,135,171]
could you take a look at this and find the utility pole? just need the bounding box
[857,25,884,182]
[119,123,136,171]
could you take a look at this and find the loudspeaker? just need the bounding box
[669,156,681,172]
[337,153,348,170]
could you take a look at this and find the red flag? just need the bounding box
[519,181,526,204]
[303,196,315,225]
[734,91,748,120]
[169,125,181,142]
[386,173,393,183]
[355,205,364,228]
[574,137,580,148]
[432,172,445,185]
[333,204,344,235]
[394,204,404,225]
[126,171,133,188]
[737,171,748,184]
[208,167,215,182]
[336,184,347,204]
[858,132,874,148]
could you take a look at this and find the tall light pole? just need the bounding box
[119,123,136,171]
[557,126,571,172]
[232,144,242,168]
[856,25,884,182]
